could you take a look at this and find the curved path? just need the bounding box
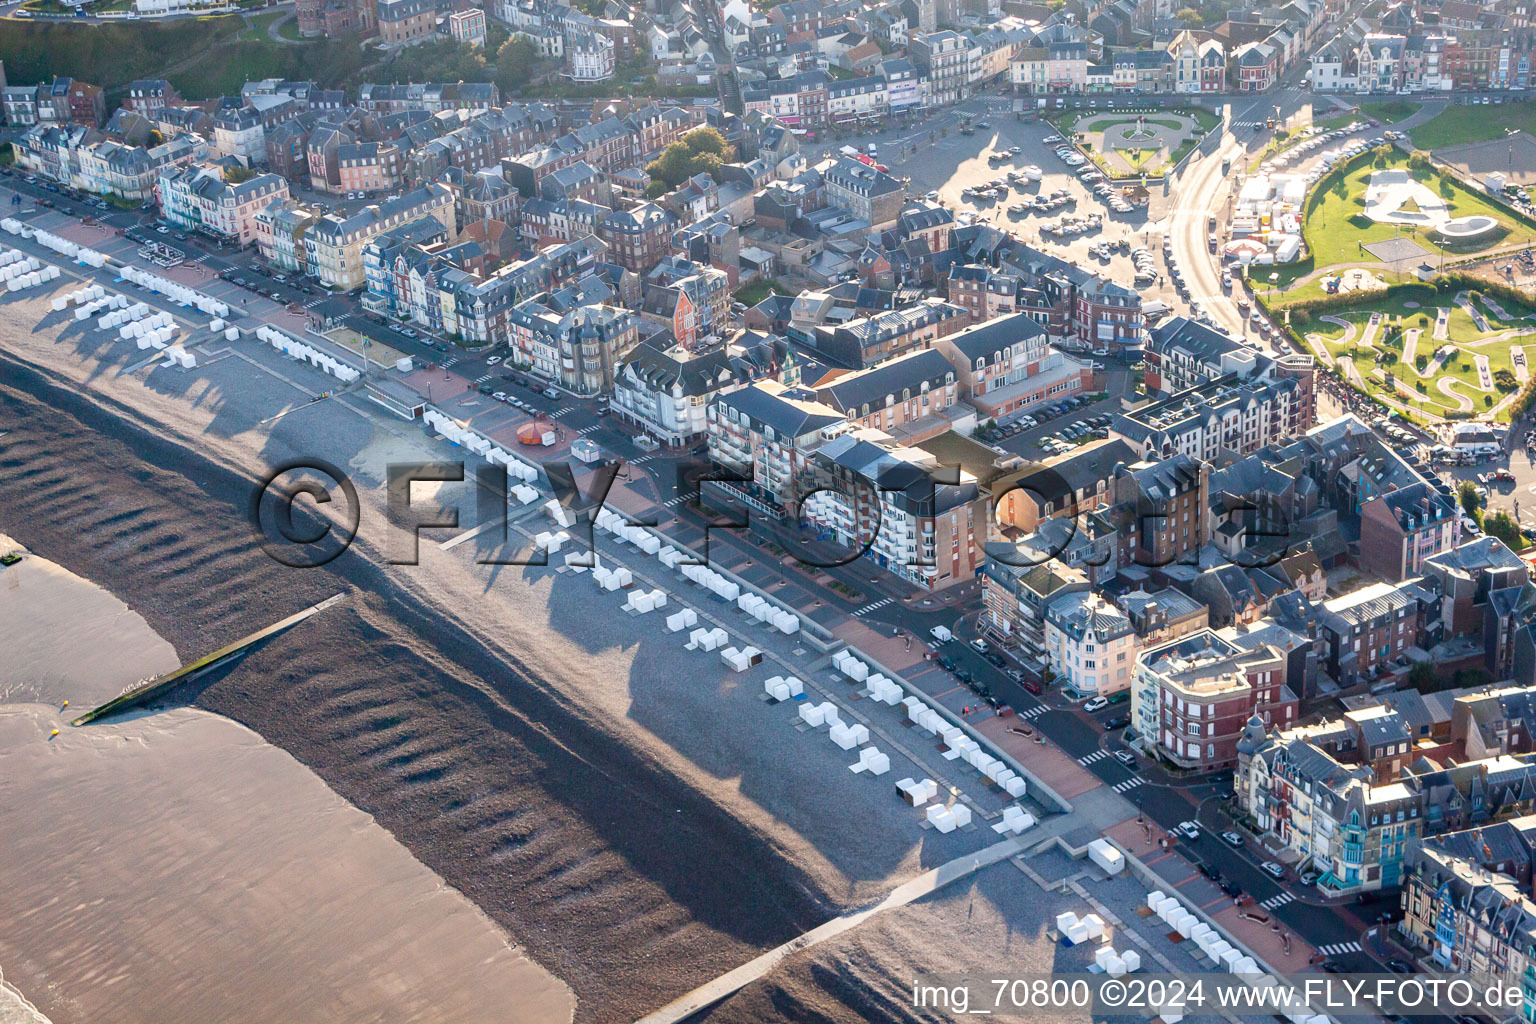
[1437,376,1476,412]
[265,10,300,42]
[1303,333,1335,365]
[1317,315,1357,345]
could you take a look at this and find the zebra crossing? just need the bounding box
[1231,119,1264,128]
[1078,749,1110,766]
[473,374,493,385]
[301,297,327,309]
[855,597,895,615]
[1260,892,1298,910]
[660,494,688,508]
[1318,941,1362,956]
[1017,704,1048,721]
[630,453,658,464]
[1112,777,1143,793]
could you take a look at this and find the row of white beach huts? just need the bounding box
[565,501,1028,834]
[120,264,230,319]
[255,324,362,385]
[0,248,61,292]
[0,219,108,270]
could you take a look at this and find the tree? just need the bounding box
[1175,6,1202,23]
[645,127,736,189]
[146,128,164,147]
[1407,660,1438,692]
[494,36,540,94]
[223,165,256,184]
[1458,479,1483,517]
[644,179,668,199]
[1485,510,1523,550]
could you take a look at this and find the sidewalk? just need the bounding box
[1106,817,1321,971]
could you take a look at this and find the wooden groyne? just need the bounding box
[71,593,346,726]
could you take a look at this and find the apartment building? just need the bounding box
[336,141,404,194]
[819,156,907,231]
[157,164,291,246]
[1238,715,1420,893]
[1145,316,1265,396]
[1045,591,1138,698]
[211,106,267,166]
[1108,455,1210,572]
[303,184,455,290]
[254,200,318,275]
[640,259,732,348]
[13,124,208,202]
[1318,581,1431,687]
[910,30,969,105]
[506,299,638,395]
[932,312,1092,422]
[740,71,829,130]
[707,379,847,517]
[1360,482,1460,582]
[1133,629,1295,771]
[1111,368,1317,463]
[812,348,960,442]
[802,428,986,590]
[980,556,1092,671]
[1401,826,1536,983]
[598,203,679,274]
[378,0,439,47]
[797,299,969,369]
[124,80,182,113]
[613,338,769,446]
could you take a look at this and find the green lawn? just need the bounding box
[734,278,790,307]
[1268,151,1533,301]
[1080,116,1183,133]
[1359,100,1422,124]
[1312,113,1361,133]
[1410,100,1536,150]
[1295,284,1536,422]
[239,10,283,40]
[276,14,302,39]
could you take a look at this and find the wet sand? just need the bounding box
[0,538,574,1024]
[0,705,574,1024]
[0,531,180,708]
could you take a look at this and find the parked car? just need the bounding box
[970,638,989,654]
[1221,830,1243,848]
[1103,715,1130,730]
[1177,820,1200,840]
[542,387,559,399]
[1113,750,1136,767]
[1261,861,1285,880]
[1082,696,1109,713]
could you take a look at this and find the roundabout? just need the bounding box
[1055,108,1218,179]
